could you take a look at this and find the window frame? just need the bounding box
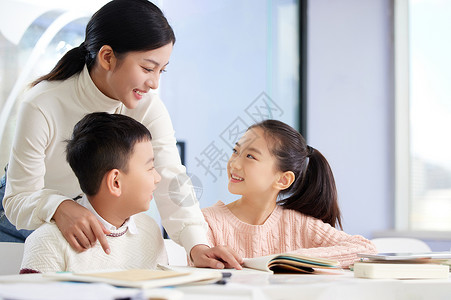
[394,0,410,231]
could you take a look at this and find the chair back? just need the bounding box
[164,239,188,266]
[371,237,431,253]
[0,242,24,275]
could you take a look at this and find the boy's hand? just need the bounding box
[190,244,243,269]
[53,200,111,254]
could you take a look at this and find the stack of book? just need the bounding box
[354,252,451,279]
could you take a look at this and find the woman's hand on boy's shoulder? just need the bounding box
[53,200,111,254]
[190,244,243,270]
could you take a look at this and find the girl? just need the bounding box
[1,0,241,269]
[202,120,377,268]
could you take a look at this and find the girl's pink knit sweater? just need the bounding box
[202,201,377,268]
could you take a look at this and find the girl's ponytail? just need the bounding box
[31,42,91,87]
[250,119,342,229]
[279,146,342,229]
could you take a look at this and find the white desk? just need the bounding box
[177,270,451,300]
[1,269,451,300]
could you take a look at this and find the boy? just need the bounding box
[20,112,167,273]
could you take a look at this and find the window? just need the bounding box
[159,0,300,209]
[395,0,451,231]
[0,6,91,170]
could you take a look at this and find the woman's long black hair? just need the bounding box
[32,0,175,86]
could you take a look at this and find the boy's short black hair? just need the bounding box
[66,112,152,196]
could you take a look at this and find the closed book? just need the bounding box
[44,268,222,288]
[354,262,449,279]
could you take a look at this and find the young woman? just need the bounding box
[1,0,241,269]
[202,120,377,268]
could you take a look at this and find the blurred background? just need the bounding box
[0,0,450,250]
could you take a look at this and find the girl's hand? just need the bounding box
[190,244,243,269]
[53,200,111,254]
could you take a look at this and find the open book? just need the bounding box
[243,253,341,274]
[43,268,222,289]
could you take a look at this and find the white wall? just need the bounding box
[307,0,394,237]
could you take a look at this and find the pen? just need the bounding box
[215,271,232,285]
